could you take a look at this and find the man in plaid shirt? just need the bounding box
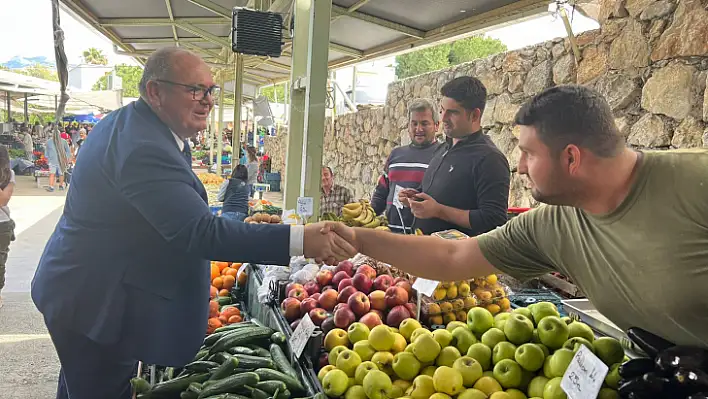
[320,166,353,217]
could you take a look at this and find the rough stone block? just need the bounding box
[628,113,672,147]
[671,116,705,148]
[652,0,708,61]
[641,63,696,121]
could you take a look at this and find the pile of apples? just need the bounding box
[317,302,627,399]
[280,260,417,333]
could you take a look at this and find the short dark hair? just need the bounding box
[440,76,487,115]
[232,164,248,181]
[514,85,623,157]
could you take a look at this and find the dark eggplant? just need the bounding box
[619,358,656,379]
[626,327,674,359]
[687,393,708,399]
[672,368,708,396]
[619,376,650,398]
[656,346,708,374]
[640,372,672,395]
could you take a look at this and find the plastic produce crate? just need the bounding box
[508,288,567,317]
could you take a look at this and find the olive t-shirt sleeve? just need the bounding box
[476,207,557,281]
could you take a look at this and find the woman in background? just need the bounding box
[216,165,250,222]
[246,146,259,198]
[0,147,16,308]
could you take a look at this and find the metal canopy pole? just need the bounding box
[23,93,28,122]
[299,0,332,218]
[216,75,225,175]
[232,54,243,149]
[5,92,10,121]
[209,105,216,167]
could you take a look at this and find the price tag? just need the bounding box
[412,277,439,298]
[290,313,316,358]
[560,345,609,399]
[296,197,313,219]
[393,185,404,210]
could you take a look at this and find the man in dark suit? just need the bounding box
[31,48,356,399]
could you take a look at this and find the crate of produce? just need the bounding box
[508,288,566,316]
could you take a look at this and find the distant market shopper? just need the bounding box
[0,146,16,309]
[320,166,354,218]
[218,164,250,221]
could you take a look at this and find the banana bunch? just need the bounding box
[320,212,340,222]
[341,200,389,229]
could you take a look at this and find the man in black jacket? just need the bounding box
[371,98,440,233]
[400,77,510,236]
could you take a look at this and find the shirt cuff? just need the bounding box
[289,225,305,256]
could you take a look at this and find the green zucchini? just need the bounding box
[197,372,260,398]
[130,377,151,394]
[231,354,274,370]
[180,392,198,399]
[209,327,274,354]
[150,373,210,396]
[270,344,298,379]
[213,322,254,334]
[226,346,258,356]
[216,296,232,306]
[245,345,272,358]
[270,331,287,345]
[255,380,287,395]
[254,368,305,394]
[208,357,240,381]
[185,361,220,373]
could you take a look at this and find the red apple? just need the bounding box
[352,273,373,294]
[335,260,354,276]
[333,307,356,329]
[304,281,320,296]
[393,277,408,285]
[318,289,338,311]
[290,319,301,331]
[321,285,334,292]
[356,264,377,280]
[309,308,328,326]
[311,293,321,302]
[316,270,333,286]
[288,288,309,301]
[337,286,358,304]
[386,305,410,328]
[286,283,304,295]
[395,280,413,297]
[321,316,336,335]
[385,286,408,308]
[332,271,350,287]
[334,303,350,313]
[368,290,386,311]
[347,292,371,317]
[300,297,319,314]
[405,302,418,318]
[373,275,394,292]
[281,297,301,322]
[337,278,353,291]
[371,309,385,320]
[359,311,383,330]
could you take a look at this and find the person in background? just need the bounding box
[43,122,54,141]
[371,98,440,234]
[75,128,87,157]
[217,164,250,221]
[0,146,15,309]
[246,146,259,197]
[45,135,72,192]
[21,126,35,161]
[239,142,248,166]
[321,166,354,218]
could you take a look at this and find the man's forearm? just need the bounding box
[436,204,471,229]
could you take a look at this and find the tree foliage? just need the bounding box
[394,35,508,80]
[83,47,108,65]
[3,63,59,81]
[259,84,287,103]
[93,64,143,97]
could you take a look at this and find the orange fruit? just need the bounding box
[486,304,501,315]
[232,263,243,271]
[215,261,229,271]
[218,315,228,324]
[221,267,233,276]
[209,286,218,299]
[221,307,240,319]
[219,289,230,297]
[212,277,223,289]
[222,275,236,290]
[228,315,242,324]
[209,300,219,318]
[224,268,239,278]
[237,271,247,286]
[210,264,220,280]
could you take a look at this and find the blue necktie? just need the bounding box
[182,140,192,166]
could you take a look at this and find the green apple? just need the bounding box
[363,369,393,399]
[542,377,567,399]
[353,340,376,361]
[348,377,356,390]
[492,341,517,365]
[458,388,489,399]
[548,348,575,378]
[371,351,395,376]
[495,312,512,330]
[391,352,421,381]
[392,333,407,353]
[408,375,436,399]
[318,364,336,382]
[436,346,462,367]
[405,343,414,353]
[473,376,503,396]
[561,316,573,325]
[514,343,545,372]
[542,356,553,379]
[452,325,478,353]
[535,343,550,358]
[527,375,549,398]
[483,370,495,379]
[562,337,594,354]
[605,363,622,389]
[369,325,395,351]
[348,322,371,344]
[324,328,350,351]
[467,307,495,335]
[567,321,594,342]
[506,388,528,399]
[421,365,436,377]
[482,327,507,348]
[323,369,349,397]
[447,321,467,332]
[531,329,541,344]
[329,345,349,366]
[592,337,625,366]
[597,387,620,399]
[503,314,534,345]
[512,307,532,320]
[393,379,411,394]
[344,384,367,399]
[493,359,523,389]
[467,342,493,371]
[433,328,454,347]
[412,333,441,363]
[530,302,559,326]
[537,316,569,350]
[399,318,422,342]
[519,368,534,392]
[453,356,484,387]
[433,366,465,396]
[337,349,363,377]
[354,361,378,385]
[489,393,512,399]
[430,393,453,399]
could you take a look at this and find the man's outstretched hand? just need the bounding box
[303,222,358,265]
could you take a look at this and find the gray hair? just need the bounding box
[78,128,86,134]
[408,98,439,124]
[138,47,196,98]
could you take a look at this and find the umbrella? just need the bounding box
[51,0,71,172]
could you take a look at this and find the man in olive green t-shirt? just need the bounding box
[324,85,708,348]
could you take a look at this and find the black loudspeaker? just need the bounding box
[232,8,283,57]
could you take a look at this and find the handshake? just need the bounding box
[302,222,360,265]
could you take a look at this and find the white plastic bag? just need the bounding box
[257,265,291,304]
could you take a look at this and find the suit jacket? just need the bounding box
[31,99,291,366]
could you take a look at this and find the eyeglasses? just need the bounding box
[156,79,220,101]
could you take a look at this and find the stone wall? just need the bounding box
[266,0,708,206]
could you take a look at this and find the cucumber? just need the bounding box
[197,372,260,398]
[254,368,305,394]
[226,346,259,356]
[270,344,298,379]
[247,386,270,399]
[204,331,229,347]
[214,322,254,334]
[245,345,272,358]
[130,377,151,394]
[249,318,267,328]
[188,382,203,393]
[255,380,288,395]
[181,392,198,399]
[209,327,274,354]
[209,357,240,381]
[185,361,220,373]
[216,296,232,306]
[275,389,291,399]
[208,352,231,364]
[193,349,210,361]
[150,373,209,397]
[231,354,274,370]
[223,395,250,399]
[270,332,287,345]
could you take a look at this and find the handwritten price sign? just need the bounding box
[561,345,609,399]
[296,197,313,219]
[290,313,316,358]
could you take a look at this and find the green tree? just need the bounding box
[394,35,507,79]
[259,84,286,103]
[93,64,143,97]
[8,63,59,81]
[82,47,108,65]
